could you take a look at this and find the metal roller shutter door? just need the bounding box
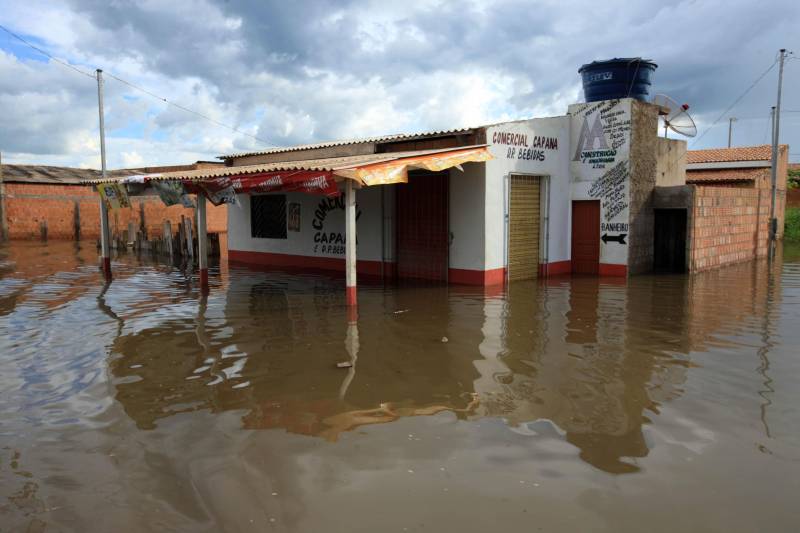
[508,176,541,281]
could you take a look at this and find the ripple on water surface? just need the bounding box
[1,241,800,532]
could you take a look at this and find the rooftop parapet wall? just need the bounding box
[656,138,687,187]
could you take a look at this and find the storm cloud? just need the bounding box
[1,0,798,168]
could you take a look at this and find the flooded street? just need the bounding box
[1,241,800,532]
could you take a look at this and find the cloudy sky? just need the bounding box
[0,0,798,169]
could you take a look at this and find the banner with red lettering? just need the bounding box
[184,171,340,205]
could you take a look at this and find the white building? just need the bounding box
[218,98,672,289]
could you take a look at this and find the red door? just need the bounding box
[571,200,600,275]
[396,172,448,281]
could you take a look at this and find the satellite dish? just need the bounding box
[652,93,697,138]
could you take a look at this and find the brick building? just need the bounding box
[686,144,789,237]
[654,144,789,273]
[0,161,227,241]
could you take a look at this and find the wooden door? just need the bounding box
[571,200,600,275]
[396,172,448,281]
[507,176,541,281]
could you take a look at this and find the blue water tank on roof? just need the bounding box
[579,58,657,102]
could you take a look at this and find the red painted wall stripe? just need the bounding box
[448,267,505,286]
[229,249,389,277]
[539,260,571,277]
[598,263,628,277]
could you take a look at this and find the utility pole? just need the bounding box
[727,117,737,147]
[97,69,112,278]
[769,49,786,255]
[0,151,7,241]
[771,106,775,145]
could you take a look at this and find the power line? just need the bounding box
[0,23,273,147]
[691,58,778,147]
[0,23,95,79]
[102,72,273,146]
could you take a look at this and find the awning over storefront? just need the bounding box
[83,145,492,204]
[335,146,493,186]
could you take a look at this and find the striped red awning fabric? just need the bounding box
[185,171,339,204]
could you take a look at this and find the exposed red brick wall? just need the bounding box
[689,185,770,272]
[3,183,226,240]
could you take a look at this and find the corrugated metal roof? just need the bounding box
[2,163,223,185]
[219,127,477,160]
[85,146,487,184]
[687,145,787,164]
[0,164,137,185]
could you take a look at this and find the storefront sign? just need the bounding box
[492,130,559,161]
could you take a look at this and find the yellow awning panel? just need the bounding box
[340,146,493,186]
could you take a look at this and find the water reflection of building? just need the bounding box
[107,258,782,473]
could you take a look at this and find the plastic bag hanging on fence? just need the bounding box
[152,181,195,208]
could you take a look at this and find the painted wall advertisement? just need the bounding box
[311,195,361,255]
[569,99,632,265]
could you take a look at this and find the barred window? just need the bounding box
[251,195,287,239]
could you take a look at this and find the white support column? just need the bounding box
[197,194,208,289]
[345,179,357,309]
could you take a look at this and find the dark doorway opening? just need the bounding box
[571,200,600,275]
[654,208,687,273]
[395,171,449,281]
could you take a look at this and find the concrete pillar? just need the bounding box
[345,179,357,308]
[197,194,208,290]
[99,193,112,279]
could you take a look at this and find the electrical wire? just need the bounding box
[0,23,95,79]
[102,72,273,146]
[0,23,273,147]
[690,58,778,147]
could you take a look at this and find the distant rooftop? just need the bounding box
[686,167,768,184]
[0,164,131,185]
[1,161,222,185]
[687,145,787,164]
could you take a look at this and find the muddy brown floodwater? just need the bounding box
[1,241,800,532]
